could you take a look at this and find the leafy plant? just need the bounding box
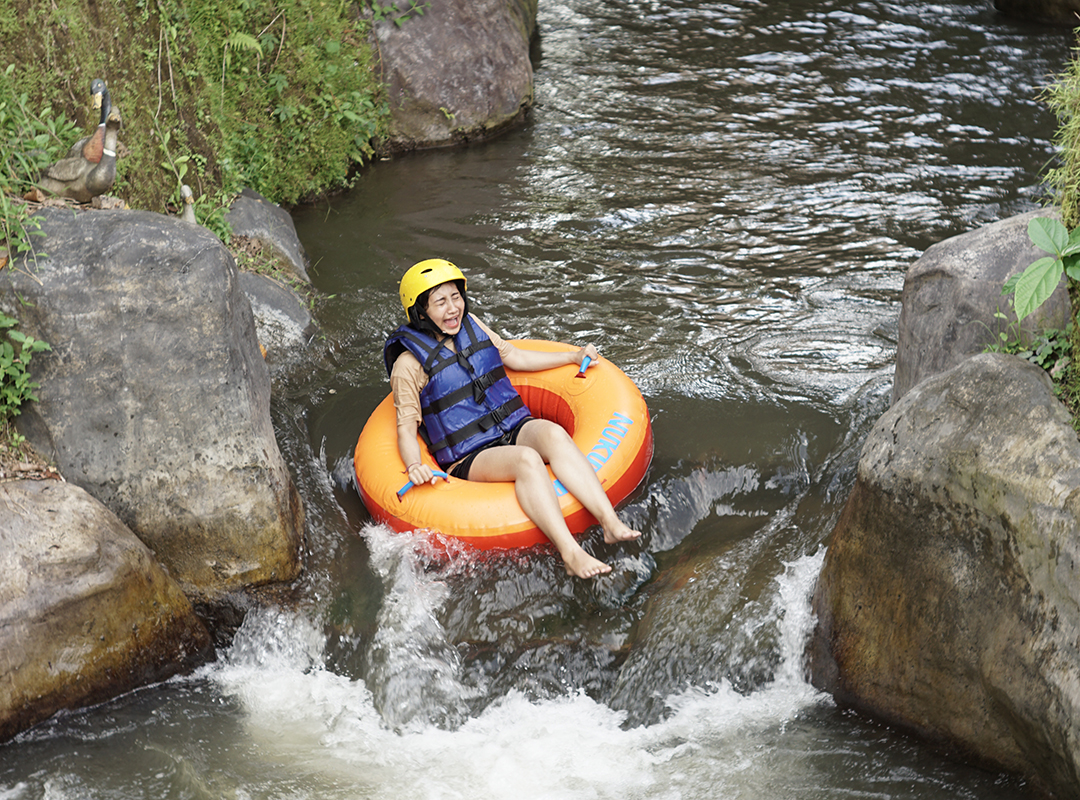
[1043,46,1080,231]
[364,0,430,26]
[1023,325,1072,373]
[0,0,389,215]
[0,64,80,265]
[0,311,50,424]
[1003,217,1080,323]
[157,127,191,194]
[985,307,1072,376]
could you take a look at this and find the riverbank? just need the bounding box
[0,0,386,215]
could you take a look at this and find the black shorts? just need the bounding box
[448,416,534,480]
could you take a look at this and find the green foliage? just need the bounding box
[993,217,1077,394]
[985,308,1072,374]
[1037,34,1080,426]
[363,0,430,26]
[0,310,50,423]
[0,63,80,262]
[1043,39,1080,231]
[1003,217,1080,324]
[172,0,390,205]
[0,0,388,216]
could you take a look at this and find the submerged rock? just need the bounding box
[0,479,213,742]
[1,207,304,607]
[994,0,1080,25]
[809,353,1080,797]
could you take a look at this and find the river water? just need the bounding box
[2,1,1074,798]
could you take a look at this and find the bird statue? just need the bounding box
[37,79,122,203]
[179,184,198,225]
[63,79,109,161]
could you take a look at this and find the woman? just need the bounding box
[384,259,640,578]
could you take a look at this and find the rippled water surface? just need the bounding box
[2,1,1074,797]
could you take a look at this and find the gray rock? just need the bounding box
[892,210,1071,404]
[373,0,538,150]
[226,187,310,283]
[809,353,1080,797]
[1,207,304,606]
[0,479,213,742]
[238,271,316,367]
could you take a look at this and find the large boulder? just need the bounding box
[372,0,538,150]
[809,353,1080,797]
[0,208,304,606]
[892,210,1071,404]
[0,479,213,741]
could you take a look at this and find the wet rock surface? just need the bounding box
[0,479,213,741]
[1,207,304,605]
[810,353,1080,797]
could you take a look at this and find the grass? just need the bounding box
[230,234,317,309]
[1042,35,1080,429]
[0,0,388,218]
[1061,286,1080,426]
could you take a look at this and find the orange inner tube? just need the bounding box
[354,340,653,549]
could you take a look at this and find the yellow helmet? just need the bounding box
[399,259,467,319]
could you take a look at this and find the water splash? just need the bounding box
[362,526,481,731]
[204,536,843,800]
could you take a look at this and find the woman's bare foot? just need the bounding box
[602,517,641,544]
[561,545,612,579]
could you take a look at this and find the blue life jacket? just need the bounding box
[384,315,531,468]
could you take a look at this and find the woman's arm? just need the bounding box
[390,352,442,486]
[501,342,600,373]
[471,314,600,374]
[398,420,441,486]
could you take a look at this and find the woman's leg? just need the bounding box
[515,419,641,545]
[467,444,613,578]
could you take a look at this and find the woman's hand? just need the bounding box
[573,343,600,367]
[405,461,439,486]
[398,422,444,487]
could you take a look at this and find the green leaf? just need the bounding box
[225,31,263,56]
[1028,217,1068,256]
[1014,256,1063,323]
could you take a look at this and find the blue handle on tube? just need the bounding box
[397,470,449,500]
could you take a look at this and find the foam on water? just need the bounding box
[209,525,828,800]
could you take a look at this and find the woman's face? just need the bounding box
[423,282,465,336]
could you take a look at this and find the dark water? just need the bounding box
[1,1,1072,797]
